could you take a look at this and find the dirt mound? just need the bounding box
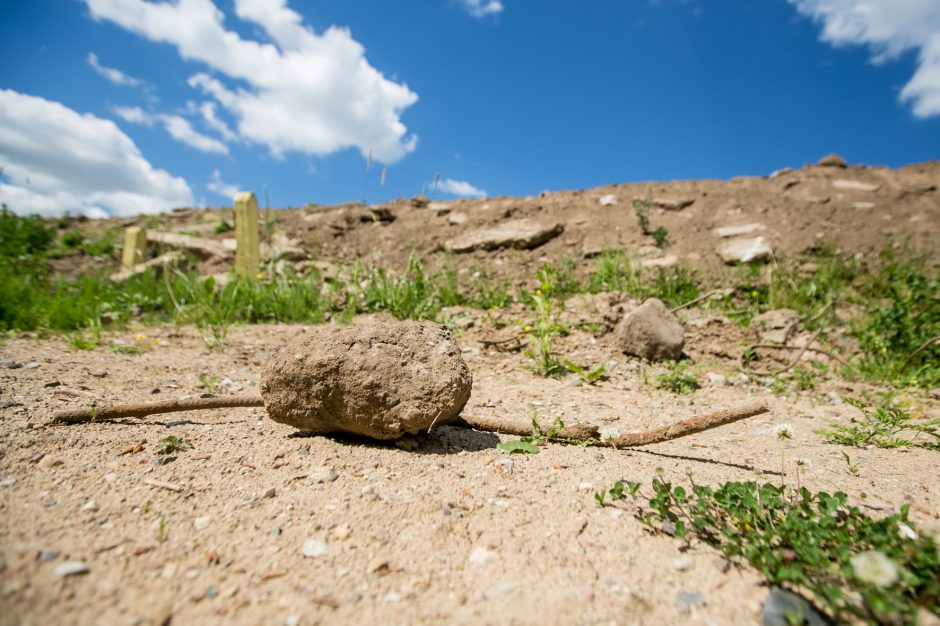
[260,321,471,439]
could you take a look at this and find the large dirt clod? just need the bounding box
[259,321,472,439]
[616,298,685,362]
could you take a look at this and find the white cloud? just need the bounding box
[206,169,240,199]
[457,0,504,18]
[435,178,487,198]
[198,101,237,142]
[790,0,940,117]
[87,51,143,87]
[115,106,229,154]
[84,0,419,163]
[0,89,193,217]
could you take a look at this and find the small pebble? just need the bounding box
[673,556,694,571]
[24,362,41,369]
[82,500,99,512]
[334,525,351,540]
[38,455,62,470]
[55,561,90,577]
[153,456,176,466]
[194,516,211,531]
[676,590,705,612]
[577,482,593,491]
[367,557,389,574]
[1,359,22,369]
[469,547,495,565]
[762,587,829,626]
[0,477,16,487]
[263,487,277,499]
[310,467,338,483]
[284,616,301,626]
[301,538,327,558]
[38,551,60,563]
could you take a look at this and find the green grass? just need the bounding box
[654,360,700,394]
[598,477,940,625]
[817,397,940,451]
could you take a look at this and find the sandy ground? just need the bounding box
[1,314,938,626]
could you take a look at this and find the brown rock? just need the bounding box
[817,153,848,168]
[445,219,563,253]
[260,321,472,440]
[616,298,685,361]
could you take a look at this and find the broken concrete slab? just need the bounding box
[714,223,766,238]
[717,236,772,264]
[445,219,563,253]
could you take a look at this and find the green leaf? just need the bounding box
[496,439,540,454]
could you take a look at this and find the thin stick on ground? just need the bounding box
[741,331,854,375]
[899,335,940,373]
[48,395,265,425]
[457,400,769,447]
[47,394,768,448]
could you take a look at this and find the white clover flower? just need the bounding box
[598,427,620,441]
[897,522,918,541]
[850,551,898,588]
[773,423,795,439]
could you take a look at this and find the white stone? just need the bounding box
[469,547,495,565]
[718,236,772,264]
[713,223,765,238]
[832,179,880,192]
[194,515,211,530]
[302,538,328,558]
[852,202,875,209]
[673,556,694,571]
[598,194,617,206]
[55,562,90,577]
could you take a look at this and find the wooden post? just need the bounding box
[234,192,260,278]
[121,226,147,269]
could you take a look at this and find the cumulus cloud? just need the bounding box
[435,178,487,198]
[790,0,940,117]
[87,52,144,87]
[0,89,193,217]
[84,0,419,163]
[457,0,504,18]
[206,169,240,199]
[115,106,229,154]
[198,102,237,142]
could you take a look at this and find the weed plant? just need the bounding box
[817,397,940,450]
[597,477,940,625]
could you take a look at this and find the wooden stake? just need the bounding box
[234,192,260,278]
[121,226,148,269]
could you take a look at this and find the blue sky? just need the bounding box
[1,0,938,217]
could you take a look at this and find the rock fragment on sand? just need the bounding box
[55,562,90,577]
[714,223,765,238]
[616,298,685,362]
[445,219,563,253]
[718,236,772,264]
[260,321,472,440]
[832,179,880,192]
[817,153,847,168]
